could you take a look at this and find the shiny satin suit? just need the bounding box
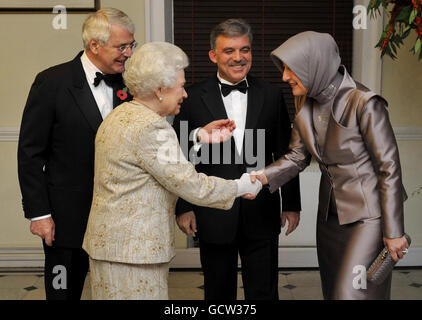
[265,67,407,299]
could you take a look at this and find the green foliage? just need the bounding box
[368,0,422,60]
[411,186,422,197]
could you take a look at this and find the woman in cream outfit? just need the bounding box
[82,42,261,300]
[250,32,409,299]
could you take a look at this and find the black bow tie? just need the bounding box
[219,80,248,97]
[93,72,121,87]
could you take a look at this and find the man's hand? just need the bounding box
[30,217,55,246]
[383,236,409,262]
[198,119,236,144]
[176,211,197,236]
[281,211,300,236]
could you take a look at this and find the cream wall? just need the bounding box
[382,33,422,247]
[383,33,422,127]
[0,0,146,249]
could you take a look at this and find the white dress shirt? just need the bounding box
[194,73,248,155]
[31,52,114,222]
[80,51,114,120]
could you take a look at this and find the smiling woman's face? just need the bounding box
[282,63,307,96]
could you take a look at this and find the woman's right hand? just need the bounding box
[242,171,268,200]
[383,236,409,262]
[250,170,268,185]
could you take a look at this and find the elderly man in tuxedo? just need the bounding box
[173,18,302,300]
[17,8,136,300]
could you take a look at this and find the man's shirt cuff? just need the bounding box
[30,214,52,221]
[193,127,203,152]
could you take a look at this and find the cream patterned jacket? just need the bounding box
[82,101,237,264]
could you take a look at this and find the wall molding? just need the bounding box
[0,127,19,142]
[1,247,420,268]
[394,127,422,141]
[2,127,422,142]
[0,247,44,268]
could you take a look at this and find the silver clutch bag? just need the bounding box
[367,234,411,285]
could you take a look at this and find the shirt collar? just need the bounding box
[216,72,248,87]
[81,51,103,85]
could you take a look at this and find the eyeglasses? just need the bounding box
[109,41,138,54]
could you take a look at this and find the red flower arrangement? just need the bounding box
[368,0,422,60]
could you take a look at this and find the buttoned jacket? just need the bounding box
[265,68,406,238]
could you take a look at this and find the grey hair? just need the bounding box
[82,8,135,49]
[210,18,253,50]
[123,42,189,98]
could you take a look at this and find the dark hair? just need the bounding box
[210,18,253,50]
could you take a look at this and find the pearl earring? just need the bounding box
[159,97,163,101]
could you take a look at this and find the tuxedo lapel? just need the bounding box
[200,77,240,162]
[201,77,229,120]
[112,75,133,108]
[68,52,103,133]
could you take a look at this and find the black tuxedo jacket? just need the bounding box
[18,51,131,248]
[173,75,301,244]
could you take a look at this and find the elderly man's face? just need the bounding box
[90,24,135,74]
[209,34,252,84]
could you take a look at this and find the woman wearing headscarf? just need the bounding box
[82,42,261,300]
[250,31,409,299]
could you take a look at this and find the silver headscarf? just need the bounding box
[270,31,341,99]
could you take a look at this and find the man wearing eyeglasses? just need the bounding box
[17,8,136,300]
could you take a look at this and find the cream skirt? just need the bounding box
[89,258,169,300]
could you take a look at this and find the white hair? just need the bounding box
[123,42,189,98]
[82,8,135,49]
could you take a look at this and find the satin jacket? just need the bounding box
[265,67,406,238]
[83,101,237,264]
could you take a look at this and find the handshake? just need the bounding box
[235,171,268,199]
